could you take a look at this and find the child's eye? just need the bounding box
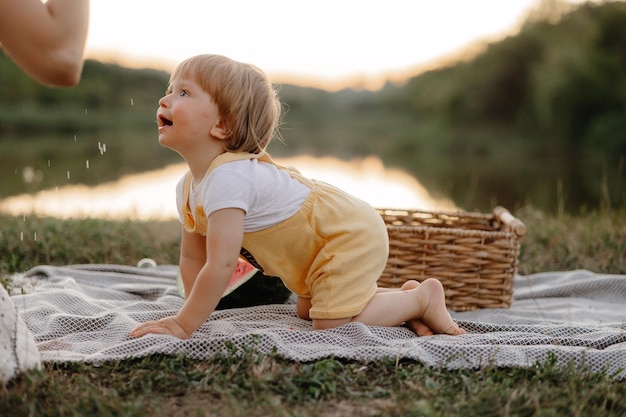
[180,89,189,97]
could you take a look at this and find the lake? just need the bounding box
[1,129,623,216]
[0,155,457,220]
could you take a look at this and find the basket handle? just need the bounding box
[493,206,527,237]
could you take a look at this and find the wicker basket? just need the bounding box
[377,206,526,311]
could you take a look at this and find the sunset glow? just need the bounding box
[85,0,547,90]
[0,156,457,220]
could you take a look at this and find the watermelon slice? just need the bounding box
[175,257,259,299]
[223,258,259,297]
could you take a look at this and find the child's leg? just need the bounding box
[296,296,312,320]
[313,278,464,335]
[359,278,464,335]
[377,280,434,336]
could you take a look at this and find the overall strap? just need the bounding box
[181,152,270,234]
[205,151,315,188]
[207,151,266,173]
[181,151,315,234]
[182,152,263,206]
[182,171,193,206]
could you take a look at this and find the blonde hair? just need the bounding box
[169,54,282,154]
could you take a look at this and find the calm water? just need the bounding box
[0,155,457,220]
[1,128,623,216]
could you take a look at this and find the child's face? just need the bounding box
[156,75,223,155]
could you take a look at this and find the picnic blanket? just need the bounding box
[7,265,626,380]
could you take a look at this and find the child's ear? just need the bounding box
[210,122,231,140]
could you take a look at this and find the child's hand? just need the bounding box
[130,316,193,340]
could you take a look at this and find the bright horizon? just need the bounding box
[0,156,458,219]
[85,0,565,90]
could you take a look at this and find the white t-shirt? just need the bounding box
[176,159,311,232]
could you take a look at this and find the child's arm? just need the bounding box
[130,208,245,339]
[174,208,245,335]
[178,226,207,297]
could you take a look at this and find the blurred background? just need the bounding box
[0,0,624,218]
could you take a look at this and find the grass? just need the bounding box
[1,206,625,416]
[515,206,626,275]
[3,353,625,417]
[0,215,180,273]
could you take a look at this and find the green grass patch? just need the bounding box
[2,206,624,277]
[0,215,180,274]
[2,352,625,417]
[517,206,626,275]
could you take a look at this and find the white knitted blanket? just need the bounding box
[8,265,626,379]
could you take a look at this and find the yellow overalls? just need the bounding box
[181,152,389,320]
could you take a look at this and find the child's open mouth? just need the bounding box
[158,115,173,127]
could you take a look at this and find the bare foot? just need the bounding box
[401,280,435,336]
[416,278,466,336]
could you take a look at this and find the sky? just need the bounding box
[85,0,555,90]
